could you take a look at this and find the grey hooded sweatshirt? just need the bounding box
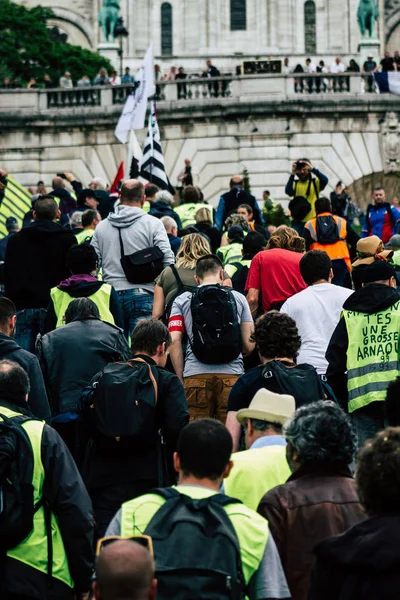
[91,205,175,292]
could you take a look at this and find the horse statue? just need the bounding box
[99,0,120,42]
[357,0,379,39]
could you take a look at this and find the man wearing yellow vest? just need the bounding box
[304,197,359,287]
[223,389,293,511]
[105,419,290,600]
[44,243,123,332]
[0,360,93,600]
[326,261,400,447]
[285,159,328,237]
[175,185,213,229]
[75,209,102,245]
[217,225,245,267]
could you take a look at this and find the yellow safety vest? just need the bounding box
[224,445,291,511]
[75,229,95,244]
[343,302,400,413]
[217,242,243,267]
[3,407,73,588]
[175,203,214,228]
[224,258,251,279]
[120,485,268,587]
[50,283,114,328]
[292,177,321,222]
[143,201,151,214]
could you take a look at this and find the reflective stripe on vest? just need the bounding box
[343,304,400,413]
[175,203,213,228]
[3,407,73,588]
[224,446,291,512]
[305,214,351,270]
[217,242,243,266]
[120,486,268,587]
[75,229,94,244]
[224,258,251,279]
[50,283,114,328]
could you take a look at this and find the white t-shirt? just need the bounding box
[280,283,353,374]
[330,62,345,73]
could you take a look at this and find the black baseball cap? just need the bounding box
[362,261,396,284]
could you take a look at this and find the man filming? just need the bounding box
[285,159,328,237]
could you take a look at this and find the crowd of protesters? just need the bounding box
[0,156,400,600]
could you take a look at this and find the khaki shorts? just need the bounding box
[184,374,239,423]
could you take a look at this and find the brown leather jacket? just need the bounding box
[257,464,365,600]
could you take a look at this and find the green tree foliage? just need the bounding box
[0,0,113,85]
[242,168,251,194]
[263,203,290,227]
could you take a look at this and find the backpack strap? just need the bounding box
[118,228,125,258]
[127,358,158,404]
[170,265,185,294]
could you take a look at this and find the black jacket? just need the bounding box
[43,276,124,332]
[309,514,400,600]
[195,222,222,253]
[4,220,76,310]
[221,189,261,225]
[82,354,189,490]
[0,332,51,423]
[3,400,94,599]
[37,317,130,418]
[149,202,182,229]
[50,188,77,216]
[326,284,400,407]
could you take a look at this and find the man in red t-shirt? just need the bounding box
[246,228,306,315]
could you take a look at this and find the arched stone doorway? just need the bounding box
[349,172,400,211]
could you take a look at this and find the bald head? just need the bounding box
[94,540,156,600]
[120,179,145,206]
[230,175,244,189]
[52,177,65,190]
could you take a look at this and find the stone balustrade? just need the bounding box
[0,73,379,113]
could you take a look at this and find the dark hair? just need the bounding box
[385,378,400,427]
[131,319,171,355]
[195,254,223,279]
[238,203,252,215]
[35,196,58,220]
[243,231,265,256]
[65,297,100,324]
[120,181,144,204]
[374,186,384,192]
[285,401,356,466]
[0,297,16,327]
[66,243,97,274]
[82,209,99,228]
[0,360,30,407]
[264,190,270,195]
[177,419,233,480]
[251,311,301,360]
[300,250,331,285]
[77,188,97,208]
[182,186,200,204]
[315,197,332,215]
[356,428,400,515]
[144,184,159,199]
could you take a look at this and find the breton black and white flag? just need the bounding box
[139,102,169,190]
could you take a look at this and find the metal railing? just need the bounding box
[0,73,386,113]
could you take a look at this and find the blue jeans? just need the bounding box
[15,308,47,354]
[117,289,154,340]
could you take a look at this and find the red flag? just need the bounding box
[110,161,124,193]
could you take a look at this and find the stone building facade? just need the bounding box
[15,0,398,71]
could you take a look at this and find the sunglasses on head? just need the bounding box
[96,535,154,557]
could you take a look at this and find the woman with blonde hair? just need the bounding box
[152,233,231,320]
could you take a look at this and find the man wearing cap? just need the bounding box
[326,260,400,446]
[361,186,400,243]
[0,217,19,262]
[223,389,293,511]
[351,235,393,289]
[389,234,400,266]
[216,225,245,266]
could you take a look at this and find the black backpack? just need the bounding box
[82,358,159,450]
[163,265,193,324]
[144,489,246,600]
[0,414,40,551]
[262,361,335,407]
[315,215,341,245]
[190,285,242,364]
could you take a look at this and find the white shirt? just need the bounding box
[305,63,316,73]
[330,62,345,74]
[280,283,353,374]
